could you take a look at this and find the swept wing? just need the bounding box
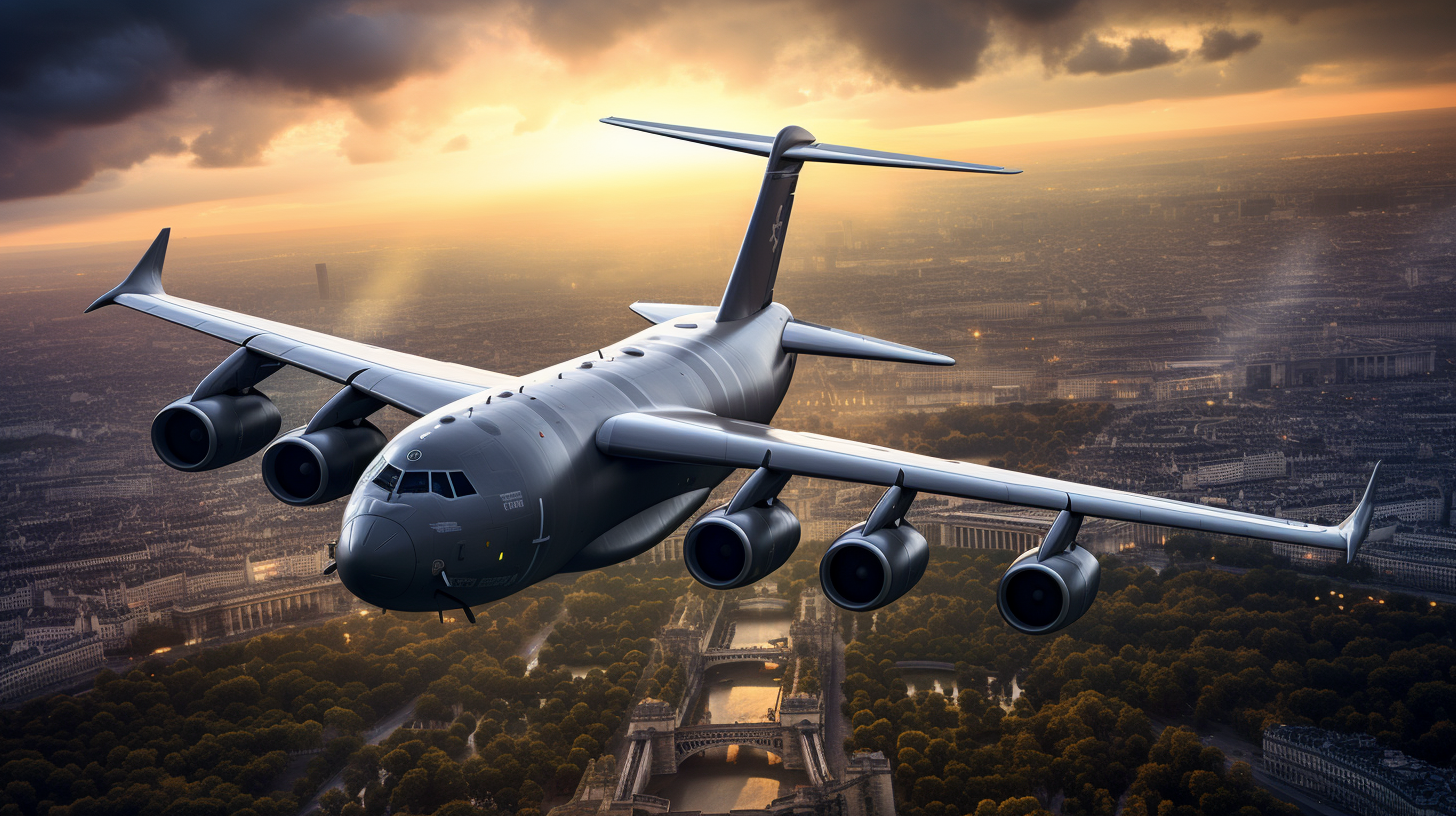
[86,229,508,415]
[598,410,1380,563]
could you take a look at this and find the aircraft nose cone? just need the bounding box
[336,515,416,604]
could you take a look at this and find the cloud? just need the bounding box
[189,100,308,168]
[1199,29,1263,62]
[441,134,470,153]
[1063,35,1187,75]
[521,0,673,59]
[814,0,995,89]
[0,0,467,201]
[997,0,1085,25]
[0,120,185,201]
[1,0,1453,205]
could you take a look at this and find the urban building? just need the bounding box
[0,635,104,702]
[1263,725,1456,816]
[1056,373,1152,401]
[1183,452,1287,488]
[932,511,1055,554]
[1152,370,1236,402]
[1245,344,1435,389]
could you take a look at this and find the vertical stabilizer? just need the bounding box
[600,117,1020,323]
[717,126,815,322]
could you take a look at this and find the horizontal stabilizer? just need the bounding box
[782,320,953,366]
[602,119,773,157]
[629,302,714,324]
[602,117,1019,174]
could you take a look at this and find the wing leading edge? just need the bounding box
[597,410,1381,563]
[86,229,509,415]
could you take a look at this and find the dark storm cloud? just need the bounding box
[997,0,1085,25]
[0,122,185,201]
[1199,29,1263,61]
[0,0,459,202]
[815,0,995,89]
[1063,35,1186,75]
[522,0,672,57]
[2,0,1452,204]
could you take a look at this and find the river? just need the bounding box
[645,747,803,812]
[646,610,805,812]
[728,611,792,648]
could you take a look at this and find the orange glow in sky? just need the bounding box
[0,2,1451,250]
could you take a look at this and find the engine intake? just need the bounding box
[997,545,1100,635]
[151,392,281,472]
[819,520,928,611]
[684,501,800,589]
[262,421,387,506]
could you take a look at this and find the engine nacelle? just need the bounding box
[684,501,800,589]
[997,545,1100,635]
[261,421,387,506]
[151,392,281,472]
[819,520,928,611]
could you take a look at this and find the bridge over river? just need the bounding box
[549,590,893,816]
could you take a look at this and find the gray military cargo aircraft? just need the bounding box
[87,117,1380,634]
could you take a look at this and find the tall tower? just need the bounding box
[315,263,330,301]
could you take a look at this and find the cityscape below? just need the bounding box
[1,107,1455,816]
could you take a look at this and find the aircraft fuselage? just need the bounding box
[334,304,796,612]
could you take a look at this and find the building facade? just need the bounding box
[0,635,104,702]
[1263,725,1456,816]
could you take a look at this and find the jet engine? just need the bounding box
[151,392,281,472]
[819,520,928,611]
[684,501,800,589]
[996,511,1099,634]
[261,421,387,506]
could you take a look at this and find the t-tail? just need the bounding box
[601,117,1019,323]
[603,117,1018,368]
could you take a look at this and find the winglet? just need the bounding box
[85,228,170,313]
[1337,461,1381,563]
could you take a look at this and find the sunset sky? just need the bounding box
[1,0,1452,249]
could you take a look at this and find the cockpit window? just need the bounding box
[383,469,477,500]
[373,464,402,492]
[449,472,477,497]
[398,471,429,494]
[431,471,454,498]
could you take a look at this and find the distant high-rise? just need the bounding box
[842,219,854,249]
[315,263,330,300]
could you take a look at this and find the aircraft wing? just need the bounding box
[86,229,507,416]
[597,410,1381,563]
